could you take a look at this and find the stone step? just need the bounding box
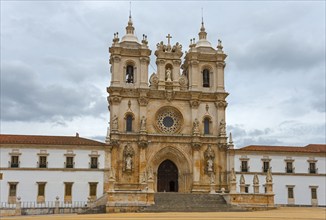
[141,193,247,212]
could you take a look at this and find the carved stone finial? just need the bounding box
[253,174,259,185]
[230,168,236,182]
[240,174,245,185]
[266,168,273,183]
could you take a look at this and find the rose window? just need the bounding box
[156,107,183,134]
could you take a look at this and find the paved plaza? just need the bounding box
[1,207,325,220]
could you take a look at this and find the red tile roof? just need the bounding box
[237,144,326,153]
[0,134,105,146]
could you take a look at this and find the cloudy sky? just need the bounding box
[1,1,325,148]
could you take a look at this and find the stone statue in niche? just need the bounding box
[166,68,172,82]
[207,158,213,172]
[140,116,147,131]
[193,118,199,134]
[123,143,135,172]
[219,119,226,135]
[111,115,118,130]
[204,145,215,174]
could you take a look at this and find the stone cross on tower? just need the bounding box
[166,34,172,45]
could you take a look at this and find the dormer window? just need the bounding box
[203,69,210,87]
[126,65,134,83]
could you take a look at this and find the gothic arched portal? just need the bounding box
[157,160,178,192]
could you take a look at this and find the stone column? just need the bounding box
[54,196,59,214]
[15,197,21,216]
[192,144,201,185]
[103,146,113,192]
[138,143,147,190]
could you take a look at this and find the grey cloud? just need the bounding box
[1,62,107,122]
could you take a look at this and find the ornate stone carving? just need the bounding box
[149,73,159,88]
[240,174,245,185]
[155,106,183,134]
[266,168,273,183]
[179,75,188,90]
[165,90,175,102]
[230,168,236,182]
[215,101,227,109]
[253,174,259,185]
[140,116,147,131]
[192,118,200,135]
[219,119,226,137]
[166,68,172,82]
[189,100,200,109]
[111,115,118,131]
[109,96,122,105]
[204,145,215,174]
[123,143,135,172]
[138,96,149,106]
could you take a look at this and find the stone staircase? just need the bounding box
[141,193,247,212]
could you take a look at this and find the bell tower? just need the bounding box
[183,21,227,92]
[109,15,151,88]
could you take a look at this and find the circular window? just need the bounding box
[163,116,174,127]
[156,107,183,134]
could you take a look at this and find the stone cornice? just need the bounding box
[107,86,229,102]
[235,171,326,177]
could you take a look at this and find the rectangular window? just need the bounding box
[245,186,249,193]
[90,157,98,169]
[66,157,74,168]
[11,156,19,168]
[89,182,98,197]
[288,187,294,199]
[65,182,73,197]
[286,162,293,173]
[39,156,47,168]
[204,118,210,134]
[241,161,248,172]
[263,161,269,173]
[38,183,46,196]
[311,188,317,199]
[9,183,17,197]
[309,163,316,173]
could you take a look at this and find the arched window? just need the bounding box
[126,65,134,83]
[203,69,210,87]
[204,118,210,134]
[126,115,133,132]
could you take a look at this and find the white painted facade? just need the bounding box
[0,145,105,203]
[233,148,326,206]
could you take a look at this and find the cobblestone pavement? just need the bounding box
[2,207,326,220]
